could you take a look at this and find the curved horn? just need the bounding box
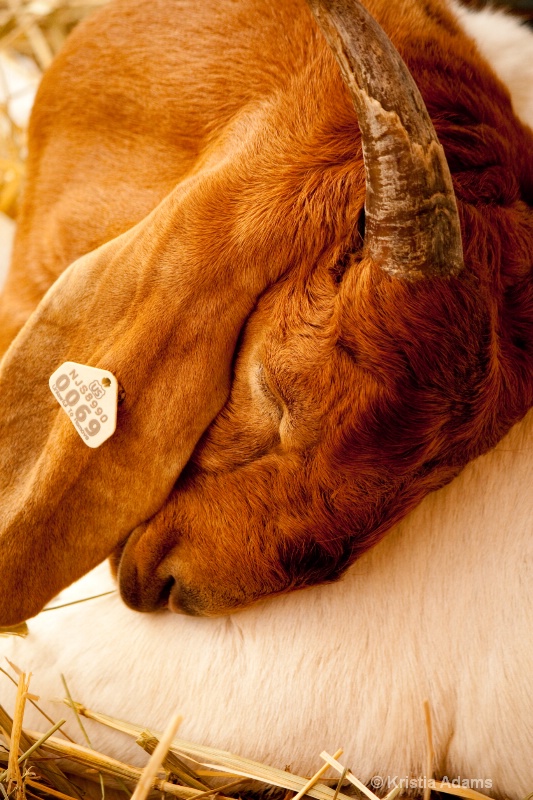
[305,0,463,279]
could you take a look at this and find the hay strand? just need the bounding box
[6,670,30,794]
[0,667,76,743]
[130,712,183,800]
[423,700,434,800]
[0,718,67,782]
[189,780,248,799]
[382,787,401,800]
[61,675,93,748]
[61,673,107,800]
[331,768,348,800]
[136,733,210,792]
[292,749,343,800]
[43,591,117,612]
[319,751,379,800]
[25,778,81,800]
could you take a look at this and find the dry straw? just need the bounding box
[0,665,507,800]
[0,668,354,800]
[130,713,183,800]
[0,0,108,218]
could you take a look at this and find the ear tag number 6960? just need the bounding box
[49,361,119,448]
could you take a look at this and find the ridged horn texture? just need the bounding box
[305,0,464,279]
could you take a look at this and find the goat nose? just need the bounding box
[120,565,203,616]
[119,563,176,612]
[117,523,205,615]
[117,523,177,612]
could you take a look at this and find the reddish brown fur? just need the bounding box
[0,0,532,621]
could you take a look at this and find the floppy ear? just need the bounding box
[0,176,273,626]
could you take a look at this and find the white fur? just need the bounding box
[451,1,533,127]
[2,5,533,798]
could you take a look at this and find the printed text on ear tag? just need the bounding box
[49,362,119,448]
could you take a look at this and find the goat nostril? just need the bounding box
[118,552,177,613]
[158,576,175,609]
[168,581,205,616]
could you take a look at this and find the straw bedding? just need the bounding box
[0,664,505,800]
[0,0,107,219]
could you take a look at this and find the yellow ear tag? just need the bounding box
[49,362,119,448]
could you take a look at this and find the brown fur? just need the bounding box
[0,0,532,623]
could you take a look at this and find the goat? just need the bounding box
[0,0,533,626]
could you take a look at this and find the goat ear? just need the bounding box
[0,187,257,625]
